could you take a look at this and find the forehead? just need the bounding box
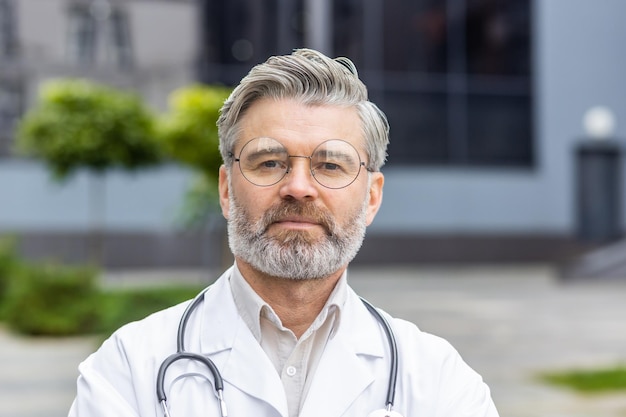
[236,98,364,151]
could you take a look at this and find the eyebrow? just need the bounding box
[244,146,288,162]
[314,148,358,164]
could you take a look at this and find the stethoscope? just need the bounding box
[156,285,404,417]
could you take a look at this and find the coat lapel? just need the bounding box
[299,290,386,417]
[198,270,288,417]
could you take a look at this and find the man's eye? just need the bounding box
[257,159,286,170]
[322,162,340,171]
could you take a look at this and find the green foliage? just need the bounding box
[16,79,162,180]
[176,175,221,228]
[158,84,231,184]
[97,285,203,339]
[3,262,101,336]
[540,365,626,393]
[0,235,203,338]
[0,236,19,317]
[157,84,231,228]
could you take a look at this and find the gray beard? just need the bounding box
[227,194,368,280]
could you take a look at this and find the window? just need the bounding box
[386,0,533,166]
[67,4,97,65]
[339,0,534,167]
[199,0,303,84]
[0,0,17,58]
[108,8,132,69]
[198,0,533,168]
[67,0,133,69]
[0,80,22,155]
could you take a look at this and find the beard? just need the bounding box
[227,193,368,280]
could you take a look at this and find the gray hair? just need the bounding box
[217,48,389,171]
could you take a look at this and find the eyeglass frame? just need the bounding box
[227,137,375,189]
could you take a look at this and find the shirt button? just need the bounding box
[286,366,297,376]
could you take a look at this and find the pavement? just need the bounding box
[2,263,626,417]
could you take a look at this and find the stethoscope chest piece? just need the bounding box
[367,409,405,417]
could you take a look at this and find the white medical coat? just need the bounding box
[69,268,499,417]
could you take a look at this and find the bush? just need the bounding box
[0,236,19,317]
[97,285,203,338]
[3,262,101,336]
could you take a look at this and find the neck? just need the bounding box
[236,259,345,338]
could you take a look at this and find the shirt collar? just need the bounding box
[229,262,348,342]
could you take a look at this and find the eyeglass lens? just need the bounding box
[236,137,364,189]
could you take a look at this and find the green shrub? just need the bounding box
[97,285,203,338]
[0,236,19,317]
[3,262,101,336]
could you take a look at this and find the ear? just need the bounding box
[365,172,384,226]
[218,165,230,219]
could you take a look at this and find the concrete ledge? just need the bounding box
[356,233,595,265]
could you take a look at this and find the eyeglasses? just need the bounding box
[229,137,371,189]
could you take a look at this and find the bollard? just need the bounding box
[575,139,622,242]
[575,107,623,242]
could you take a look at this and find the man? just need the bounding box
[69,49,498,417]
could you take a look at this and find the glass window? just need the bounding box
[67,4,97,66]
[108,8,133,69]
[199,0,294,84]
[66,1,133,69]
[0,81,22,156]
[384,91,449,163]
[383,0,447,73]
[197,0,533,167]
[333,0,364,67]
[465,0,531,76]
[0,0,16,58]
[378,0,533,167]
[466,94,532,165]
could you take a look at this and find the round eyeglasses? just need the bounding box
[229,137,372,189]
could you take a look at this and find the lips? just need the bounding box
[276,216,319,225]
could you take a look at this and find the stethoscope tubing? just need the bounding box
[155,285,399,417]
[360,297,399,410]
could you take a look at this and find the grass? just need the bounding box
[539,365,626,393]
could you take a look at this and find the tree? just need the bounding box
[158,84,232,227]
[17,79,161,179]
[16,79,162,263]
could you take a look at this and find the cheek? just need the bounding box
[326,189,367,220]
[231,182,272,219]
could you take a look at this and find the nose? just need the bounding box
[279,156,319,200]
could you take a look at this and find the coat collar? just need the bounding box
[196,267,386,417]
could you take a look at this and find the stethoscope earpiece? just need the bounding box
[367,408,405,417]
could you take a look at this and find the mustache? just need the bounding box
[260,201,335,235]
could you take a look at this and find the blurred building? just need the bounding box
[0,0,625,268]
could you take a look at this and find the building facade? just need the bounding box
[1,0,625,268]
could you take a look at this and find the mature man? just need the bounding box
[69,49,498,417]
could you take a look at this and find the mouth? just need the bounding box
[272,216,322,231]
